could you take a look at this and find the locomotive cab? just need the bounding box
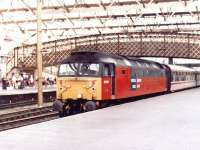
[53,52,117,115]
[57,62,115,101]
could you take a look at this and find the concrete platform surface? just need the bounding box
[1,88,200,150]
[0,85,56,96]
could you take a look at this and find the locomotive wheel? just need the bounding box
[85,101,96,111]
[59,111,64,117]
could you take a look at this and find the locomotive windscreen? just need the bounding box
[58,63,101,76]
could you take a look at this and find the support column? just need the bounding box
[37,0,43,107]
[168,57,173,64]
[117,34,120,55]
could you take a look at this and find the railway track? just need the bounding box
[0,106,59,131]
[0,100,54,110]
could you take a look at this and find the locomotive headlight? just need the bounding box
[77,93,82,98]
[88,81,93,88]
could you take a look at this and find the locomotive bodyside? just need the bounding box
[114,59,168,99]
[53,51,168,115]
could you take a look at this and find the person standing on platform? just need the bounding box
[30,75,34,87]
[1,77,7,90]
[12,74,17,89]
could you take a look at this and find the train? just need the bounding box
[53,51,200,116]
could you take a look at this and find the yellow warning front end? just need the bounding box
[57,77,102,101]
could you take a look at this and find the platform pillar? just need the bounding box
[37,0,43,107]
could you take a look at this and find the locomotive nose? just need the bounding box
[57,77,101,100]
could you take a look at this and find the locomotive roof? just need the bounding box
[62,51,128,66]
[62,51,164,68]
[125,56,164,69]
[166,64,196,72]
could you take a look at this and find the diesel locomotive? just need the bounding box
[53,51,200,116]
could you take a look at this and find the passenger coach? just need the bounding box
[167,65,197,91]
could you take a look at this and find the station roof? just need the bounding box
[0,0,200,55]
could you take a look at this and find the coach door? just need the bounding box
[102,63,115,99]
[164,65,171,91]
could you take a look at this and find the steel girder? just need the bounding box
[6,32,200,74]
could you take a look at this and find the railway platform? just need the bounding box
[0,85,56,105]
[1,88,200,150]
[0,85,56,96]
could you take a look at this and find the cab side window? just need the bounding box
[103,64,115,77]
[103,64,111,76]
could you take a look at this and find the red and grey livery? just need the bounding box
[53,51,200,116]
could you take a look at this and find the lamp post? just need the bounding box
[37,0,43,107]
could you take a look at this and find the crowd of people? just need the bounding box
[1,73,56,90]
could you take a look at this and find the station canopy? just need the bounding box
[0,0,200,55]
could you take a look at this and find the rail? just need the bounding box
[0,106,59,131]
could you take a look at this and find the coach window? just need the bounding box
[179,72,181,81]
[173,73,175,81]
[182,72,185,81]
[180,72,183,81]
[172,72,175,81]
[192,73,195,80]
[175,72,179,81]
[186,72,188,80]
[174,73,176,81]
[186,72,187,80]
[188,72,189,80]
[184,72,187,80]
[189,73,191,80]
